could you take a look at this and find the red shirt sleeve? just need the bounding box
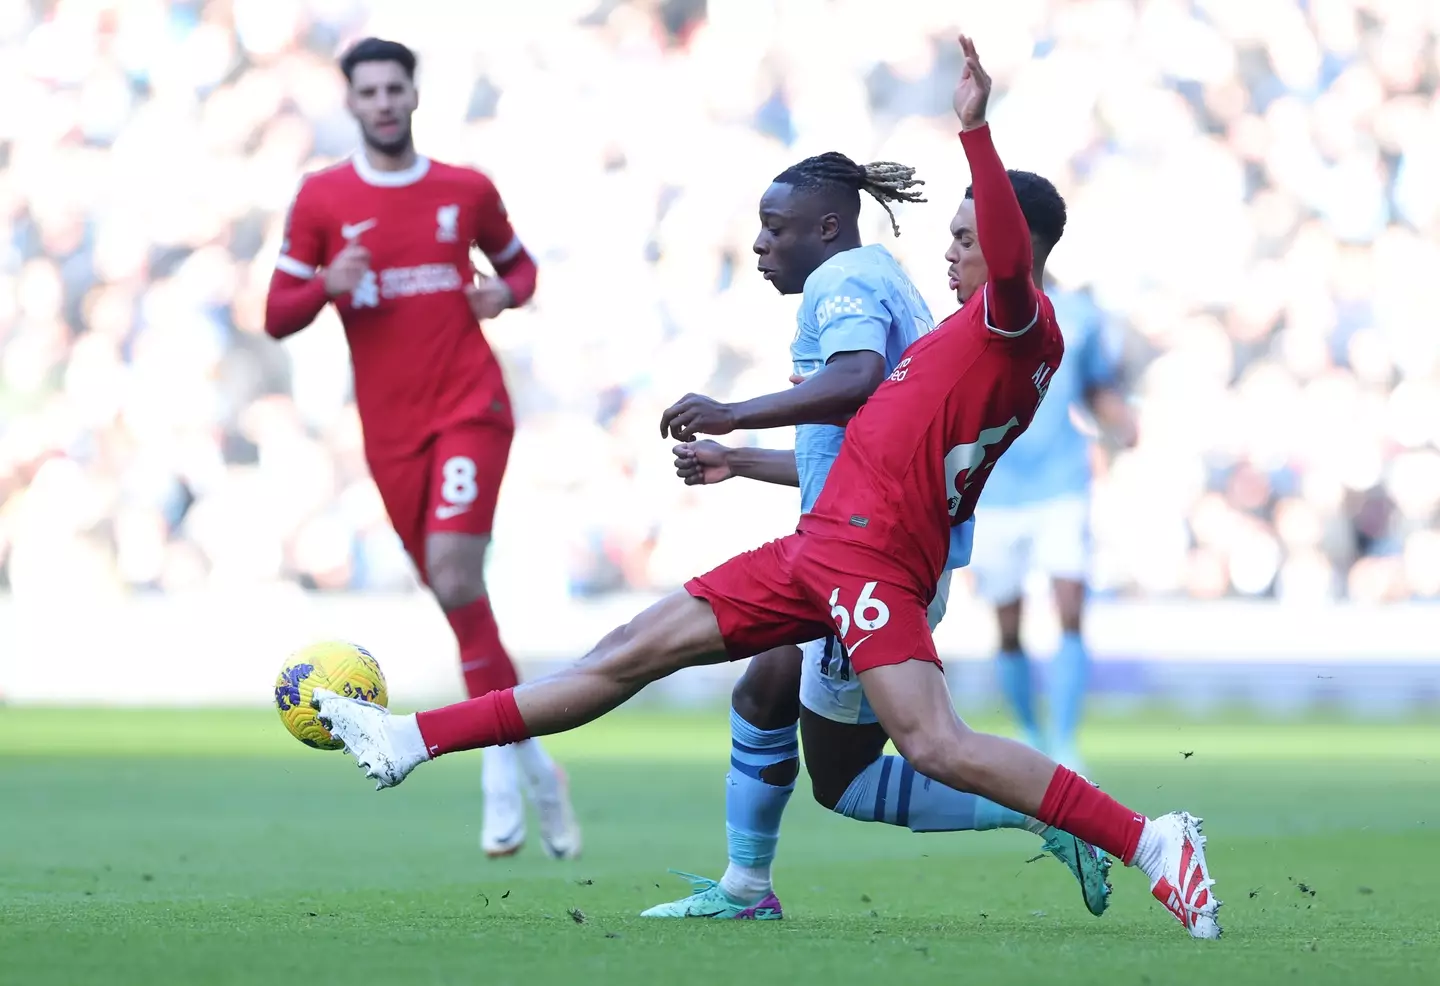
[471,174,537,307]
[959,125,1039,334]
[265,177,331,339]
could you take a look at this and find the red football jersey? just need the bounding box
[272,154,531,449]
[798,295,1065,595]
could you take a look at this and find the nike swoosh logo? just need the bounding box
[845,634,872,656]
[435,504,470,520]
[341,219,377,240]
[487,822,524,847]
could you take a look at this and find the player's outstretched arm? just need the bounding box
[660,351,884,441]
[728,350,886,431]
[729,448,800,487]
[954,35,1037,333]
[673,441,799,488]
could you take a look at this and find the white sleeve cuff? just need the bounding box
[275,255,316,279]
[982,283,1038,337]
[485,235,525,265]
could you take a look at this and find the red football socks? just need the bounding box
[447,596,520,698]
[1036,765,1147,864]
[416,596,529,758]
[415,688,529,758]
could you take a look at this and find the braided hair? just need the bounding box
[773,152,927,236]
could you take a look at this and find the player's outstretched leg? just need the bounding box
[642,647,800,920]
[315,590,734,789]
[859,659,1220,940]
[801,708,1110,917]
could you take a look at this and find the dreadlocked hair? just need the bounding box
[774,152,927,236]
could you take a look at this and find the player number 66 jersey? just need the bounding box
[798,291,1066,595]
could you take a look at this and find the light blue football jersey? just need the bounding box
[788,245,976,570]
[982,289,1120,507]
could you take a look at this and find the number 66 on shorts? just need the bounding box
[811,563,941,674]
[685,535,943,675]
[828,581,890,642]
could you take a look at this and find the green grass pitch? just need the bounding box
[1,708,1435,985]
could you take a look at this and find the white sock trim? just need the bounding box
[1130,817,1163,877]
[512,739,563,803]
[392,713,431,764]
[481,744,522,797]
[720,863,772,902]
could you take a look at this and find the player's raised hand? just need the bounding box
[953,34,992,131]
[672,440,733,486]
[660,393,737,442]
[324,239,372,297]
[466,273,514,321]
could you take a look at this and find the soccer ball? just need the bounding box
[274,640,389,750]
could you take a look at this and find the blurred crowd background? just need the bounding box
[2,0,1438,606]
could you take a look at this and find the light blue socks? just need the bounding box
[1048,630,1089,765]
[996,648,1043,749]
[833,754,1029,832]
[725,708,798,871]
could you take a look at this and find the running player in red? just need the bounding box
[314,36,1219,940]
[264,37,580,861]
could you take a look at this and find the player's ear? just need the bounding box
[819,212,840,243]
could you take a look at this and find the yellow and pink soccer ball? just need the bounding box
[274,641,388,750]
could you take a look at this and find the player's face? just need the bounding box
[346,60,418,156]
[944,201,986,305]
[753,183,829,296]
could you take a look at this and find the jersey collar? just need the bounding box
[352,152,431,187]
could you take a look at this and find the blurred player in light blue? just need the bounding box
[968,289,1136,773]
[642,152,1111,921]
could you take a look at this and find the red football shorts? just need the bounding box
[685,534,941,674]
[367,420,514,574]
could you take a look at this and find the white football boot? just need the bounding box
[1139,811,1222,939]
[527,762,583,861]
[313,688,427,789]
[480,746,527,858]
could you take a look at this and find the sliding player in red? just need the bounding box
[265,37,580,861]
[315,36,1219,940]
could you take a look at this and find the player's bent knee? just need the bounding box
[809,771,849,811]
[425,533,492,611]
[890,733,942,783]
[730,651,801,730]
[1052,580,1085,630]
[759,757,799,788]
[889,727,973,791]
[426,550,490,612]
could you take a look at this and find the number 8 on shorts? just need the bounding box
[425,423,513,534]
[441,456,478,507]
